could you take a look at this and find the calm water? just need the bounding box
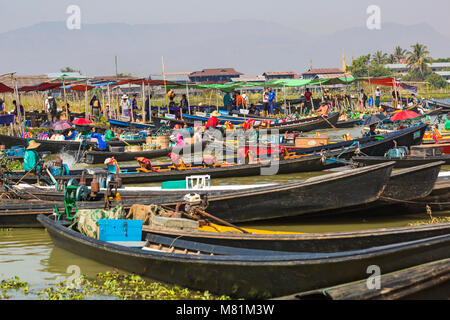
[2,118,450,299]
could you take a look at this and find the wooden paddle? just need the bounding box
[193,208,249,234]
[14,161,39,185]
[321,115,337,129]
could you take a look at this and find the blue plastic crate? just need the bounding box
[98,219,142,241]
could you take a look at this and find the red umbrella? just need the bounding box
[205,116,218,129]
[72,118,93,125]
[390,110,420,121]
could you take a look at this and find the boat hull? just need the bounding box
[38,214,450,299]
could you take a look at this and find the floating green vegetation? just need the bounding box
[407,216,450,227]
[37,271,232,300]
[0,276,31,299]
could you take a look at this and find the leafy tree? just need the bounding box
[433,58,450,63]
[402,69,431,82]
[387,54,396,64]
[369,64,393,78]
[425,72,448,89]
[371,51,389,65]
[116,72,132,78]
[60,67,80,73]
[393,46,406,63]
[349,54,371,78]
[406,43,432,79]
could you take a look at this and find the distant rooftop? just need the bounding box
[46,72,87,80]
[263,71,297,76]
[189,68,243,77]
[302,68,344,75]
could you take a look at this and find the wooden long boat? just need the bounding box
[80,141,206,164]
[37,213,450,299]
[263,112,340,133]
[182,112,340,133]
[108,119,156,130]
[1,162,394,226]
[3,124,427,185]
[289,123,427,158]
[0,134,145,153]
[316,161,443,217]
[425,99,450,112]
[353,155,450,168]
[335,118,363,128]
[143,222,450,254]
[278,258,450,300]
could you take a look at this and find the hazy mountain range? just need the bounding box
[1,19,449,77]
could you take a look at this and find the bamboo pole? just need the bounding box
[186,81,191,115]
[161,56,169,115]
[142,80,145,123]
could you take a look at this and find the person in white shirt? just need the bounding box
[241,91,249,109]
[120,95,130,119]
[375,87,381,108]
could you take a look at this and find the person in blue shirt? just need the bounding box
[65,129,78,140]
[268,88,276,114]
[23,140,43,173]
[365,123,377,137]
[129,94,138,122]
[91,132,107,149]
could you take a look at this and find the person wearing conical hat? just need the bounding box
[23,140,43,174]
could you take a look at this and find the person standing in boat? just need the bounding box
[144,94,152,122]
[90,95,101,121]
[262,89,269,116]
[241,91,249,109]
[223,92,232,112]
[268,88,276,115]
[179,94,189,116]
[374,87,381,110]
[46,95,58,122]
[0,97,5,114]
[358,90,366,111]
[130,94,138,122]
[304,88,313,115]
[120,95,131,120]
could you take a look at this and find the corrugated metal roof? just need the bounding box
[302,68,344,75]
[189,68,243,77]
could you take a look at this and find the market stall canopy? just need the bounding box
[0,82,14,93]
[266,77,355,87]
[19,82,62,92]
[358,77,418,94]
[111,79,181,87]
[67,84,95,92]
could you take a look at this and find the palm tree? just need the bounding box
[372,50,389,65]
[393,46,406,63]
[406,43,432,76]
[387,54,396,64]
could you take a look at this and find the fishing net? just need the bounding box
[70,204,124,239]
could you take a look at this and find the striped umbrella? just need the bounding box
[51,120,72,131]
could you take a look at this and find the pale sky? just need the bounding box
[1,0,449,37]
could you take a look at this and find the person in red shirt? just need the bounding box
[304,88,313,114]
